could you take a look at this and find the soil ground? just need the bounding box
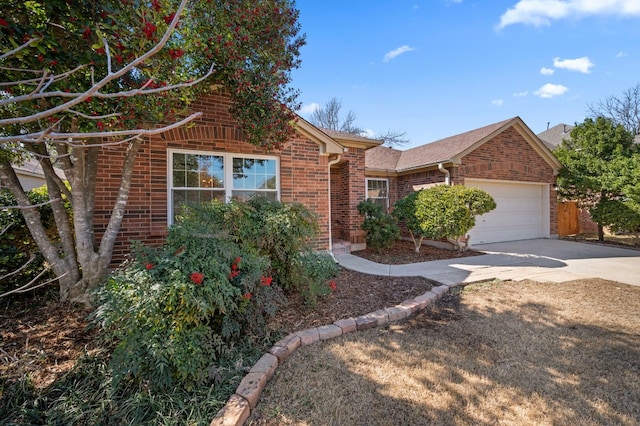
[249,278,640,426]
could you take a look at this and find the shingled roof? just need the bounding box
[367,117,543,173]
[537,123,574,150]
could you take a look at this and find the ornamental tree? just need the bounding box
[0,0,305,304]
[393,185,496,252]
[554,117,639,241]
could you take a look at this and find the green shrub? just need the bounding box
[394,185,496,252]
[591,198,640,241]
[175,197,328,302]
[93,196,333,390]
[92,230,279,391]
[291,251,340,306]
[357,199,400,250]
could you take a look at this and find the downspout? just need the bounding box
[327,154,342,259]
[438,163,451,185]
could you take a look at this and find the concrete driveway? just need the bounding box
[336,239,640,287]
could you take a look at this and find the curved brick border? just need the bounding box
[209,282,458,425]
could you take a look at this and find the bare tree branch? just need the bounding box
[0,0,188,125]
[0,64,89,87]
[0,198,60,210]
[588,83,640,135]
[0,267,65,299]
[0,112,202,144]
[0,37,40,60]
[0,254,37,281]
[310,97,410,146]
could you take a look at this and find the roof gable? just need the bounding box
[294,117,345,155]
[366,117,562,173]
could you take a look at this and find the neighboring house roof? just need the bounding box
[12,158,65,180]
[537,123,574,150]
[367,116,561,174]
[538,123,640,148]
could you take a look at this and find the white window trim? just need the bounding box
[167,148,280,224]
[366,177,389,209]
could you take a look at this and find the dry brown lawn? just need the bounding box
[248,278,640,426]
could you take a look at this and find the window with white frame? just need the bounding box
[169,149,278,223]
[366,178,389,209]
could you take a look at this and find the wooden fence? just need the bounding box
[558,201,579,236]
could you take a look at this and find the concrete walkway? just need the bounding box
[335,238,640,287]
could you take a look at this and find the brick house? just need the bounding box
[93,90,381,264]
[365,117,562,245]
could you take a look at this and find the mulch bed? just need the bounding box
[268,269,435,333]
[351,239,483,264]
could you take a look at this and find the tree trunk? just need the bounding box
[597,224,604,241]
[0,160,82,300]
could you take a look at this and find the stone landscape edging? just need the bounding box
[209,282,460,426]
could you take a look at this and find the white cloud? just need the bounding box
[361,128,376,138]
[299,102,320,115]
[491,99,504,106]
[497,0,640,29]
[540,67,555,75]
[534,83,569,98]
[513,91,529,97]
[553,56,594,73]
[616,51,628,58]
[383,45,416,62]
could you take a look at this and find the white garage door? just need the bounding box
[465,179,549,245]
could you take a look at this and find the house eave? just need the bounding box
[294,116,346,155]
[330,136,384,150]
[395,160,457,175]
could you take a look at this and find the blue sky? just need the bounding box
[291,0,640,148]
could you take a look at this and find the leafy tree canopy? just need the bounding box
[0,0,305,149]
[0,0,305,303]
[555,116,639,239]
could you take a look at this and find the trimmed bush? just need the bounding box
[394,185,496,252]
[173,197,333,301]
[357,199,400,250]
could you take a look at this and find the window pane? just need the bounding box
[173,170,186,187]
[265,175,276,190]
[232,157,276,191]
[173,153,186,170]
[185,154,199,171]
[367,179,388,207]
[173,153,224,189]
[186,171,199,187]
[173,190,224,220]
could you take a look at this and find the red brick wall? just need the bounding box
[395,169,449,201]
[330,148,367,244]
[457,127,557,235]
[94,91,332,265]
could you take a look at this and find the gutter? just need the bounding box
[438,163,451,185]
[327,154,342,259]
